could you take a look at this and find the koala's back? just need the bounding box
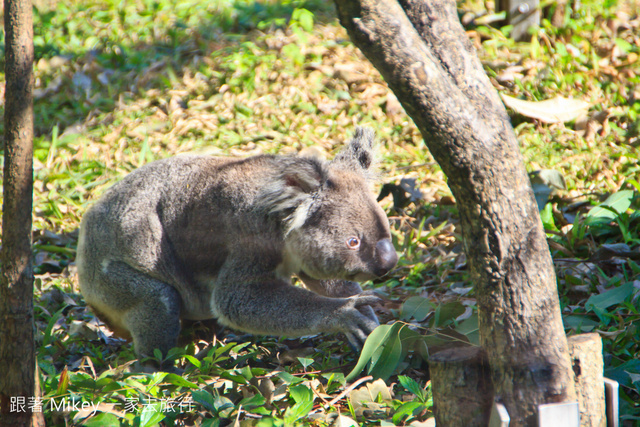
[77,154,288,320]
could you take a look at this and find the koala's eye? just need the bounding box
[346,237,360,250]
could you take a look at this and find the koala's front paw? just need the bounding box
[336,292,381,351]
[355,290,381,325]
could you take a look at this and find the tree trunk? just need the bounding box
[333,0,577,425]
[1,0,36,426]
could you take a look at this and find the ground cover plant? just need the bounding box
[0,0,639,425]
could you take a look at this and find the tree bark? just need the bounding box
[1,0,36,426]
[333,0,577,425]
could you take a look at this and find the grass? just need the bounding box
[1,0,639,425]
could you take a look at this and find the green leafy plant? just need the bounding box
[391,376,433,424]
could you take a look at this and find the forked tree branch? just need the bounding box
[333,0,577,424]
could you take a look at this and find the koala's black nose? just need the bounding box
[375,238,398,276]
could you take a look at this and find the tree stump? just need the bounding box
[429,346,493,426]
[568,333,606,427]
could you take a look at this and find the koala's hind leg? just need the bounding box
[84,260,182,365]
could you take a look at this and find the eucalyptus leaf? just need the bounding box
[562,315,599,332]
[433,302,466,327]
[455,314,480,345]
[346,322,404,381]
[400,296,433,321]
[346,324,398,381]
[605,359,640,388]
[587,190,634,222]
[585,282,636,311]
[368,328,403,380]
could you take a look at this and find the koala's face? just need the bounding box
[286,169,397,282]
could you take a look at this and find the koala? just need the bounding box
[76,127,397,367]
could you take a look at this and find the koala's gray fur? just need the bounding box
[76,127,397,366]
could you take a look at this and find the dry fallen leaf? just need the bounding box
[333,63,369,85]
[501,94,590,123]
[348,378,393,417]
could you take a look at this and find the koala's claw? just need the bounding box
[349,291,381,307]
[346,291,380,327]
[344,315,377,351]
[345,330,370,352]
[358,304,379,325]
[337,292,381,351]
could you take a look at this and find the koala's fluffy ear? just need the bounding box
[333,127,376,171]
[257,159,325,231]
